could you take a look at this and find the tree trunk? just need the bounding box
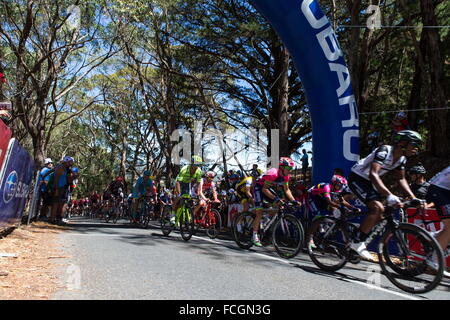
[269,36,290,157]
[420,0,449,157]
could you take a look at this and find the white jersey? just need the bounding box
[351,145,407,180]
[429,166,450,191]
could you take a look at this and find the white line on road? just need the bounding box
[191,235,424,301]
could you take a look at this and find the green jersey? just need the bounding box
[176,165,203,184]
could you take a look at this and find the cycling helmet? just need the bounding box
[72,167,79,174]
[143,170,151,176]
[116,176,123,182]
[206,171,216,178]
[191,155,203,165]
[331,175,347,192]
[393,130,422,145]
[279,157,295,171]
[408,163,426,175]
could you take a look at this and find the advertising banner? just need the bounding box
[407,207,450,266]
[250,0,360,183]
[228,204,243,228]
[0,119,12,171]
[0,139,35,229]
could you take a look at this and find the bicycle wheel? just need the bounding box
[180,205,194,241]
[112,208,119,224]
[206,209,222,239]
[378,223,444,294]
[160,207,173,236]
[272,214,304,259]
[307,216,348,272]
[233,211,255,249]
[104,210,110,223]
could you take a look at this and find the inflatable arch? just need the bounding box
[249,0,360,184]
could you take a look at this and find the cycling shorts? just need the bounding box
[254,185,277,209]
[426,185,450,220]
[348,172,382,204]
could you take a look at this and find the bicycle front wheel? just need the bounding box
[307,216,348,272]
[206,209,222,239]
[272,214,304,259]
[160,207,173,236]
[180,206,194,241]
[233,211,255,249]
[378,223,444,294]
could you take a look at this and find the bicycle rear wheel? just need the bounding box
[233,211,255,249]
[307,216,348,272]
[272,214,304,259]
[206,209,222,239]
[378,223,444,294]
[180,206,194,241]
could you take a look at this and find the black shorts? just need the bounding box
[348,172,382,204]
[41,192,52,206]
[310,194,329,211]
[254,185,276,209]
[426,185,450,220]
[179,182,191,196]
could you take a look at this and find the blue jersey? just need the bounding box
[132,177,156,198]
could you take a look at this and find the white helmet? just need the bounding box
[44,158,53,165]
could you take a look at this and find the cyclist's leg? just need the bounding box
[348,172,383,259]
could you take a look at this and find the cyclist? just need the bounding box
[159,189,173,218]
[407,163,431,200]
[235,174,255,213]
[251,157,298,247]
[171,156,204,225]
[425,165,450,274]
[348,130,424,260]
[308,175,360,216]
[131,171,157,223]
[194,171,220,222]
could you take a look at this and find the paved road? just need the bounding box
[52,217,450,300]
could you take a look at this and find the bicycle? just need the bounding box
[306,199,445,294]
[406,204,450,268]
[233,202,304,259]
[137,195,156,228]
[193,200,222,239]
[160,194,195,241]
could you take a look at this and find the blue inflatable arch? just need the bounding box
[249,0,360,184]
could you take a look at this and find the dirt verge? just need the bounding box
[0,222,71,300]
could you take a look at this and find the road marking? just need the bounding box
[191,235,424,300]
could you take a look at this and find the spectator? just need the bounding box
[37,158,54,220]
[392,112,409,133]
[49,156,75,225]
[250,164,262,178]
[301,149,309,180]
[367,127,380,151]
[228,170,239,188]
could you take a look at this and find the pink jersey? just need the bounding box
[257,168,290,187]
[309,183,332,199]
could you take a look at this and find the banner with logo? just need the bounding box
[250,0,360,183]
[0,119,12,170]
[228,204,243,228]
[407,207,450,266]
[0,139,35,229]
